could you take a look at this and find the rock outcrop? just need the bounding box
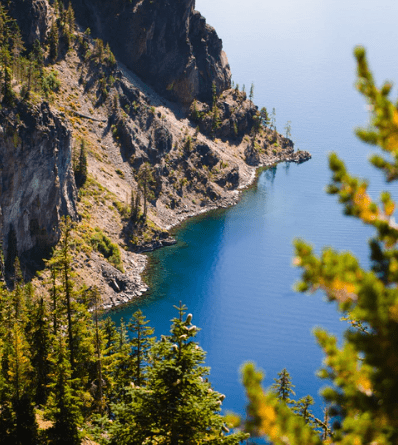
[0,102,77,275]
[191,89,258,140]
[5,0,50,46]
[71,0,231,107]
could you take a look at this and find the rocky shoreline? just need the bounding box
[101,148,311,311]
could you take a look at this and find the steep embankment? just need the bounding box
[0,0,310,308]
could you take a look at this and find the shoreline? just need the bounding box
[103,150,310,311]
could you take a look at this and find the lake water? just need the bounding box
[112,0,398,425]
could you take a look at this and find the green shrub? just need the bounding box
[90,228,123,271]
[115,169,125,178]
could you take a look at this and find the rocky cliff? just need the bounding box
[5,0,50,46]
[0,0,310,303]
[0,101,77,276]
[71,0,231,107]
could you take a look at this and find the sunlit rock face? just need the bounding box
[71,0,231,107]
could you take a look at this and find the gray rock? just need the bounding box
[6,0,50,46]
[0,102,77,275]
[72,0,231,106]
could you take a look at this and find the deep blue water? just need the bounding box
[112,0,398,426]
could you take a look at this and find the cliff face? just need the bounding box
[0,102,77,275]
[71,0,231,106]
[5,0,50,46]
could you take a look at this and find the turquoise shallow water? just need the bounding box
[112,0,398,424]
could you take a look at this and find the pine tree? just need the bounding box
[130,189,141,224]
[48,21,59,62]
[101,316,119,404]
[103,316,118,356]
[30,298,52,405]
[110,303,248,444]
[292,395,315,427]
[32,39,44,67]
[136,163,154,221]
[2,64,14,106]
[7,324,38,445]
[91,287,105,414]
[49,264,61,337]
[260,107,269,128]
[111,318,132,401]
[270,107,276,131]
[47,334,82,445]
[127,309,154,387]
[272,368,295,403]
[11,27,24,82]
[66,4,75,36]
[49,217,77,371]
[212,81,217,109]
[249,82,254,109]
[0,335,15,445]
[239,47,398,444]
[74,138,88,187]
[284,120,292,139]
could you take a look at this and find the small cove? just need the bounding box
[112,0,398,424]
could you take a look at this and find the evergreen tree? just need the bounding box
[292,395,315,427]
[130,189,141,224]
[49,217,77,371]
[270,107,276,131]
[249,82,254,109]
[30,298,52,405]
[212,81,217,108]
[272,368,295,403]
[74,139,88,187]
[110,303,248,444]
[66,4,75,38]
[136,163,154,221]
[47,334,82,445]
[69,290,96,389]
[48,21,59,62]
[260,107,270,128]
[91,286,105,414]
[31,39,44,67]
[111,318,131,401]
[2,64,14,106]
[12,393,39,445]
[101,316,119,405]
[284,120,292,138]
[0,336,15,445]
[239,48,398,444]
[11,27,24,82]
[103,316,118,356]
[49,264,61,337]
[7,324,38,445]
[127,309,154,387]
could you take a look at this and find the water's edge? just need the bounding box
[109,155,309,312]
